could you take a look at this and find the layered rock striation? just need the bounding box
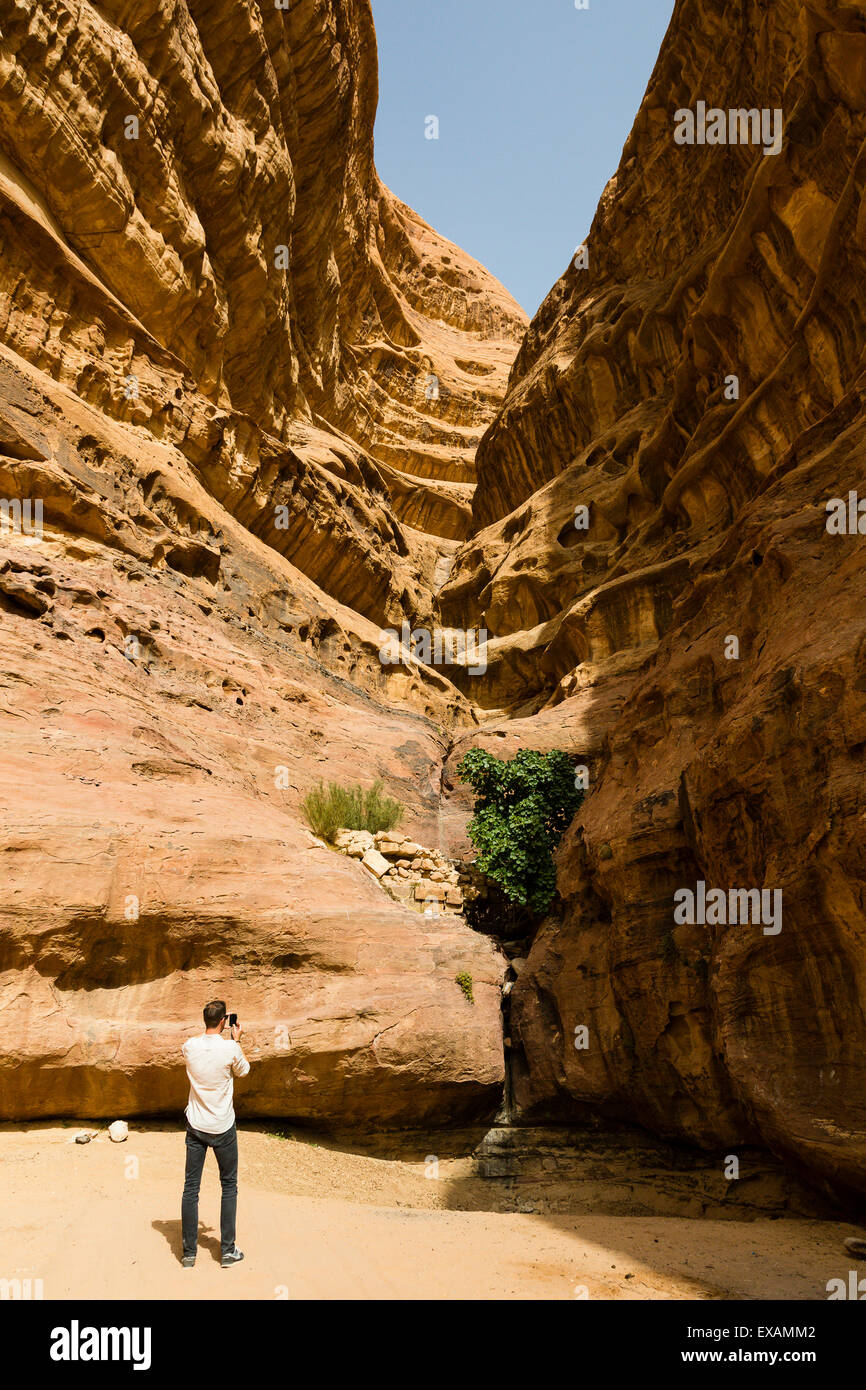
[0,0,523,1126]
[444,0,866,1197]
[0,0,525,624]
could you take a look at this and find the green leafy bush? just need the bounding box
[456,748,584,918]
[302,779,404,842]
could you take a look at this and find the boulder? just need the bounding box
[361,848,391,879]
[414,881,446,902]
[345,832,375,858]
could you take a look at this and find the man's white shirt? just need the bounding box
[183,1034,250,1134]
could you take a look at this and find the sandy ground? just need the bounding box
[2,1124,862,1301]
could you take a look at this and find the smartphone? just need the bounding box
[227,1013,237,1029]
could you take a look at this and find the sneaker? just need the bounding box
[221,1247,244,1268]
[181,1255,196,1268]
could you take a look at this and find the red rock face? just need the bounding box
[448,0,866,1195]
[0,1,522,1126]
[0,0,525,626]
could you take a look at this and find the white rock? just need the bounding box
[333,829,375,855]
[108,1120,129,1143]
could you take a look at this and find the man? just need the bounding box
[181,999,250,1268]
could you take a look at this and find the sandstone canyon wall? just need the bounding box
[441,0,866,1200]
[0,0,525,1125]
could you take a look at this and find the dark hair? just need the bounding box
[203,999,227,1028]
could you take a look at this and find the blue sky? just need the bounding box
[371,0,675,316]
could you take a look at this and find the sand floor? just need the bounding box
[2,1124,862,1301]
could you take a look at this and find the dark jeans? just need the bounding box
[181,1122,238,1259]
